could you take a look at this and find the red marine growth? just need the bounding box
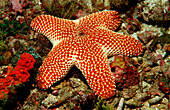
[0,53,35,99]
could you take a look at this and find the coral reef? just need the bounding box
[0,0,169,109]
[122,82,169,109]
[141,0,170,23]
[136,23,163,44]
[20,77,96,109]
[0,19,30,56]
[43,78,96,109]
[123,0,170,27]
[19,88,48,110]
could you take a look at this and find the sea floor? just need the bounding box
[0,0,169,110]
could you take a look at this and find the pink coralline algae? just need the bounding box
[0,53,35,99]
[10,0,33,13]
[11,0,23,13]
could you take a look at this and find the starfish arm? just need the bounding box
[37,39,75,89]
[87,28,143,57]
[78,11,121,34]
[72,37,116,99]
[31,15,78,45]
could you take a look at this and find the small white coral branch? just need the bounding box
[117,98,124,110]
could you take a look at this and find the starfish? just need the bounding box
[31,11,143,99]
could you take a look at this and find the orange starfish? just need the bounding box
[31,11,143,99]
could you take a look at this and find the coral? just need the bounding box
[10,46,40,66]
[4,36,40,65]
[43,78,95,109]
[20,88,47,110]
[136,23,163,44]
[124,0,170,26]
[121,14,141,34]
[0,0,44,26]
[110,56,140,88]
[15,53,35,71]
[110,55,126,69]
[20,78,95,109]
[142,0,170,23]
[0,53,35,101]
[119,81,169,110]
[10,0,23,13]
[10,0,34,13]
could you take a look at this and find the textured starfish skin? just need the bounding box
[31,11,143,99]
[78,11,121,34]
